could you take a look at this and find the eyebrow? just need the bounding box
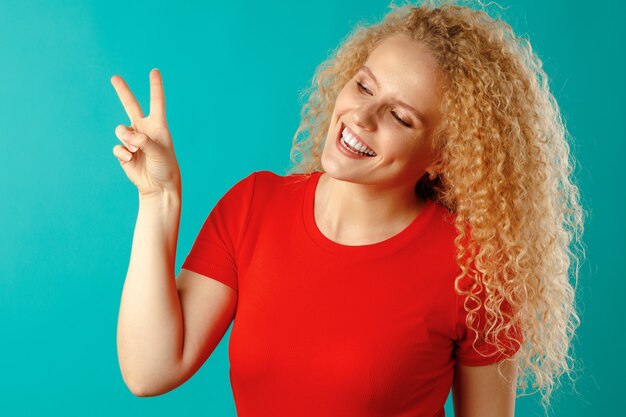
[360,65,426,123]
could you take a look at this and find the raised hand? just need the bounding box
[111,68,181,199]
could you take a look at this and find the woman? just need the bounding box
[112,1,585,416]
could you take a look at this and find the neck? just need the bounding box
[315,172,427,244]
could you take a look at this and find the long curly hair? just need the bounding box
[284,0,587,413]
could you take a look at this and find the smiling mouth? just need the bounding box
[336,123,377,157]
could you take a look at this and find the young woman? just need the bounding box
[112,1,585,416]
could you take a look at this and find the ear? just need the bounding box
[425,159,444,178]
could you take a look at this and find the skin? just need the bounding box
[317,34,444,245]
[452,358,518,417]
[110,47,518,412]
[318,34,519,416]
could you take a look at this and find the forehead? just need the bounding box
[363,35,441,115]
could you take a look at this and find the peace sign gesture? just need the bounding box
[111,69,181,200]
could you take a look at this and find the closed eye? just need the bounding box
[356,80,372,95]
[355,81,412,128]
[393,112,412,127]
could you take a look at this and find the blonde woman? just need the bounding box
[112,1,585,416]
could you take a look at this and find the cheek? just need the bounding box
[406,145,434,169]
[383,133,414,153]
[333,96,347,117]
[333,86,358,112]
[385,140,428,164]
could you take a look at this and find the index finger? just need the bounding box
[149,68,166,120]
[110,74,145,124]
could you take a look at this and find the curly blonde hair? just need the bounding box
[284,0,587,414]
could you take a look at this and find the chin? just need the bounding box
[319,132,372,184]
[320,159,362,185]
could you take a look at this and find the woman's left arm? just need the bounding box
[451,358,518,417]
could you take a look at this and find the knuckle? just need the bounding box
[135,132,149,145]
[115,128,130,142]
[154,125,169,137]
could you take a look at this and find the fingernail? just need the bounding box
[127,144,138,152]
[123,154,132,162]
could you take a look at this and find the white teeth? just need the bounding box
[341,128,376,156]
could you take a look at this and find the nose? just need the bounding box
[352,101,378,132]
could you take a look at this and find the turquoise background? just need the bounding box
[0,0,621,415]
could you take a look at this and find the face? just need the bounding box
[321,34,443,189]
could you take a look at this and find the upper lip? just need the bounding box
[340,122,375,153]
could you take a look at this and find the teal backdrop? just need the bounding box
[0,0,621,415]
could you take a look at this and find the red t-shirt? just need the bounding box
[182,170,522,417]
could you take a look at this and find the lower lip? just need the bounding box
[335,124,371,159]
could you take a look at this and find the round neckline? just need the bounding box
[302,171,438,255]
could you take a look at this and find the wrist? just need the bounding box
[138,187,182,208]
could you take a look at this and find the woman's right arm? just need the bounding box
[112,70,237,396]
[118,190,237,397]
[116,190,183,395]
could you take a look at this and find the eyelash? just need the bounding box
[355,81,412,127]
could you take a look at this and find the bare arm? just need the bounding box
[116,192,183,395]
[452,358,518,417]
[112,70,237,396]
[116,193,238,397]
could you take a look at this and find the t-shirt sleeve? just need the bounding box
[453,279,524,366]
[180,172,256,292]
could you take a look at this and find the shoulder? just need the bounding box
[222,170,314,208]
[252,170,312,183]
[422,200,478,288]
[226,170,280,194]
[249,170,315,193]
[426,199,462,243]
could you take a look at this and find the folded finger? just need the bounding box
[113,145,133,162]
[115,125,139,151]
